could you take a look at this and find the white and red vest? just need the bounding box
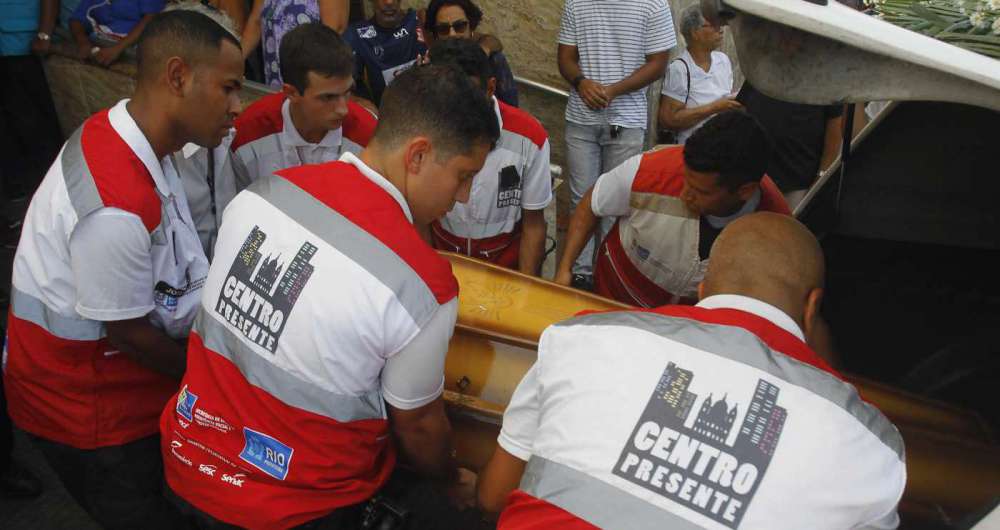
[4,100,207,449]
[497,297,906,530]
[231,92,377,183]
[431,98,550,269]
[594,147,789,307]
[160,154,458,529]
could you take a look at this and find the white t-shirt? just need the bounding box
[662,50,735,144]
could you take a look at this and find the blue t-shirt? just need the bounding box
[343,10,427,105]
[71,0,164,39]
[0,0,40,56]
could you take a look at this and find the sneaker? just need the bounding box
[570,274,593,292]
[0,462,43,499]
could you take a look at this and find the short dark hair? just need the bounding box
[684,110,771,191]
[429,38,493,89]
[278,22,354,93]
[424,0,483,35]
[375,64,499,158]
[136,10,241,83]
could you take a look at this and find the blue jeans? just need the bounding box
[565,121,645,275]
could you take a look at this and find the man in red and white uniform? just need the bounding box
[3,11,243,529]
[160,64,500,529]
[555,111,790,306]
[232,23,377,185]
[479,213,906,530]
[428,39,551,275]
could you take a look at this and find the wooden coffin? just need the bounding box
[439,253,1000,522]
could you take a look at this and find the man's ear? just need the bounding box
[486,77,497,100]
[735,181,758,202]
[403,136,433,176]
[802,287,824,339]
[165,56,189,97]
[281,83,301,100]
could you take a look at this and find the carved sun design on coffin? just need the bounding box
[463,280,520,321]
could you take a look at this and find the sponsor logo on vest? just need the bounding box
[216,226,317,353]
[194,408,234,433]
[358,25,376,39]
[613,362,787,529]
[154,277,204,312]
[497,166,522,208]
[170,439,193,467]
[393,27,409,39]
[221,473,246,488]
[239,427,294,481]
[176,385,198,422]
[199,464,217,477]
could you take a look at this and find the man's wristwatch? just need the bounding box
[36,32,50,41]
[571,75,586,89]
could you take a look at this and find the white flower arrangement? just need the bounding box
[869,0,1000,58]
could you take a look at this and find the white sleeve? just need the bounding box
[381,298,458,410]
[557,0,577,46]
[521,139,553,210]
[722,54,735,93]
[497,361,541,462]
[661,60,688,102]
[590,154,642,218]
[644,0,677,54]
[70,208,154,321]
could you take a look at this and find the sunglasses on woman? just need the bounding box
[434,19,470,36]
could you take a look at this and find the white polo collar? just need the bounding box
[281,98,343,149]
[492,95,503,130]
[704,188,760,229]
[180,128,235,159]
[107,99,172,197]
[338,152,413,223]
[696,294,805,342]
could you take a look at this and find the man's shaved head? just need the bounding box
[703,213,825,326]
[136,10,241,84]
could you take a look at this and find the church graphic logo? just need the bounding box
[215,226,317,353]
[496,166,522,208]
[613,362,788,529]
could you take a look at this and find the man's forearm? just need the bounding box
[556,191,600,276]
[106,316,187,380]
[557,44,583,85]
[116,13,155,49]
[39,0,58,34]
[70,20,90,47]
[819,115,844,172]
[518,210,547,276]
[659,99,719,131]
[391,398,457,481]
[607,52,669,99]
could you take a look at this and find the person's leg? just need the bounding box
[564,121,603,280]
[33,434,188,530]
[0,371,42,498]
[592,126,646,273]
[0,54,62,198]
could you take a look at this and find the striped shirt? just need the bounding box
[558,0,677,129]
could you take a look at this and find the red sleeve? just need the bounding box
[231,93,287,152]
[342,101,378,148]
[758,176,792,215]
[499,102,547,148]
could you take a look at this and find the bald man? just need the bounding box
[478,213,906,530]
[4,10,241,528]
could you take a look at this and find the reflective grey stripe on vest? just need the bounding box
[521,456,703,530]
[194,310,385,422]
[61,124,105,220]
[9,287,105,341]
[554,311,905,460]
[246,174,440,327]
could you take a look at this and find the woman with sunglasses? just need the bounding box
[424,0,519,107]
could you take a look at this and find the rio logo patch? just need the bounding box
[176,385,198,422]
[239,427,294,481]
